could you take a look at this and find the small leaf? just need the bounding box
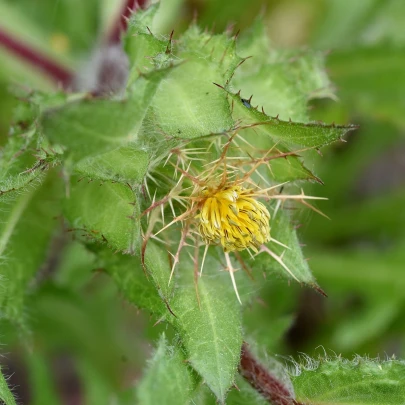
[137,334,197,405]
[291,356,405,405]
[64,177,140,253]
[0,367,17,405]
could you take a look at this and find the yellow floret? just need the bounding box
[197,185,271,252]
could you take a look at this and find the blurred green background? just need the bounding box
[0,0,404,403]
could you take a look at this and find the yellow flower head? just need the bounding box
[197,185,270,253]
[143,134,326,303]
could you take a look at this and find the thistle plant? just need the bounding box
[1,2,404,405]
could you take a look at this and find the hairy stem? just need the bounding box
[240,342,302,405]
[0,27,73,88]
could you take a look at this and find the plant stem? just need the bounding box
[240,342,302,405]
[0,27,73,88]
[108,0,148,44]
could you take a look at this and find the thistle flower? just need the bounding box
[197,185,270,253]
[142,132,326,304]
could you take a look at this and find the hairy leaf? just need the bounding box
[124,4,171,84]
[150,60,234,140]
[178,24,242,81]
[101,244,168,316]
[235,19,334,122]
[251,207,322,292]
[0,171,62,323]
[171,260,243,403]
[41,68,173,161]
[291,356,405,404]
[0,121,60,202]
[231,91,356,148]
[63,177,140,253]
[107,240,243,403]
[137,334,197,405]
[74,145,150,185]
[0,367,17,405]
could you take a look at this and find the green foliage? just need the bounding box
[252,208,321,288]
[41,68,174,161]
[0,367,17,405]
[291,356,405,404]
[0,1,403,404]
[137,334,197,405]
[64,178,140,252]
[170,266,242,402]
[0,172,62,323]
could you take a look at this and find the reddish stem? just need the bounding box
[108,0,148,44]
[240,342,302,405]
[0,27,73,88]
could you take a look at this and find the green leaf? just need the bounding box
[101,245,167,316]
[235,20,334,122]
[124,4,171,84]
[63,177,140,253]
[223,89,355,183]
[149,60,234,140]
[0,117,60,202]
[107,241,243,403]
[137,334,197,405]
[125,3,159,36]
[291,356,405,404]
[74,145,150,185]
[143,242,175,304]
[230,91,356,148]
[41,68,173,161]
[251,207,321,291]
[0,367,17,405]
[178,25,242,80]
[170,261,243,403]
[0,171,62,323]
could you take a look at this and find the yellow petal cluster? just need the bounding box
[197,185,270,252]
